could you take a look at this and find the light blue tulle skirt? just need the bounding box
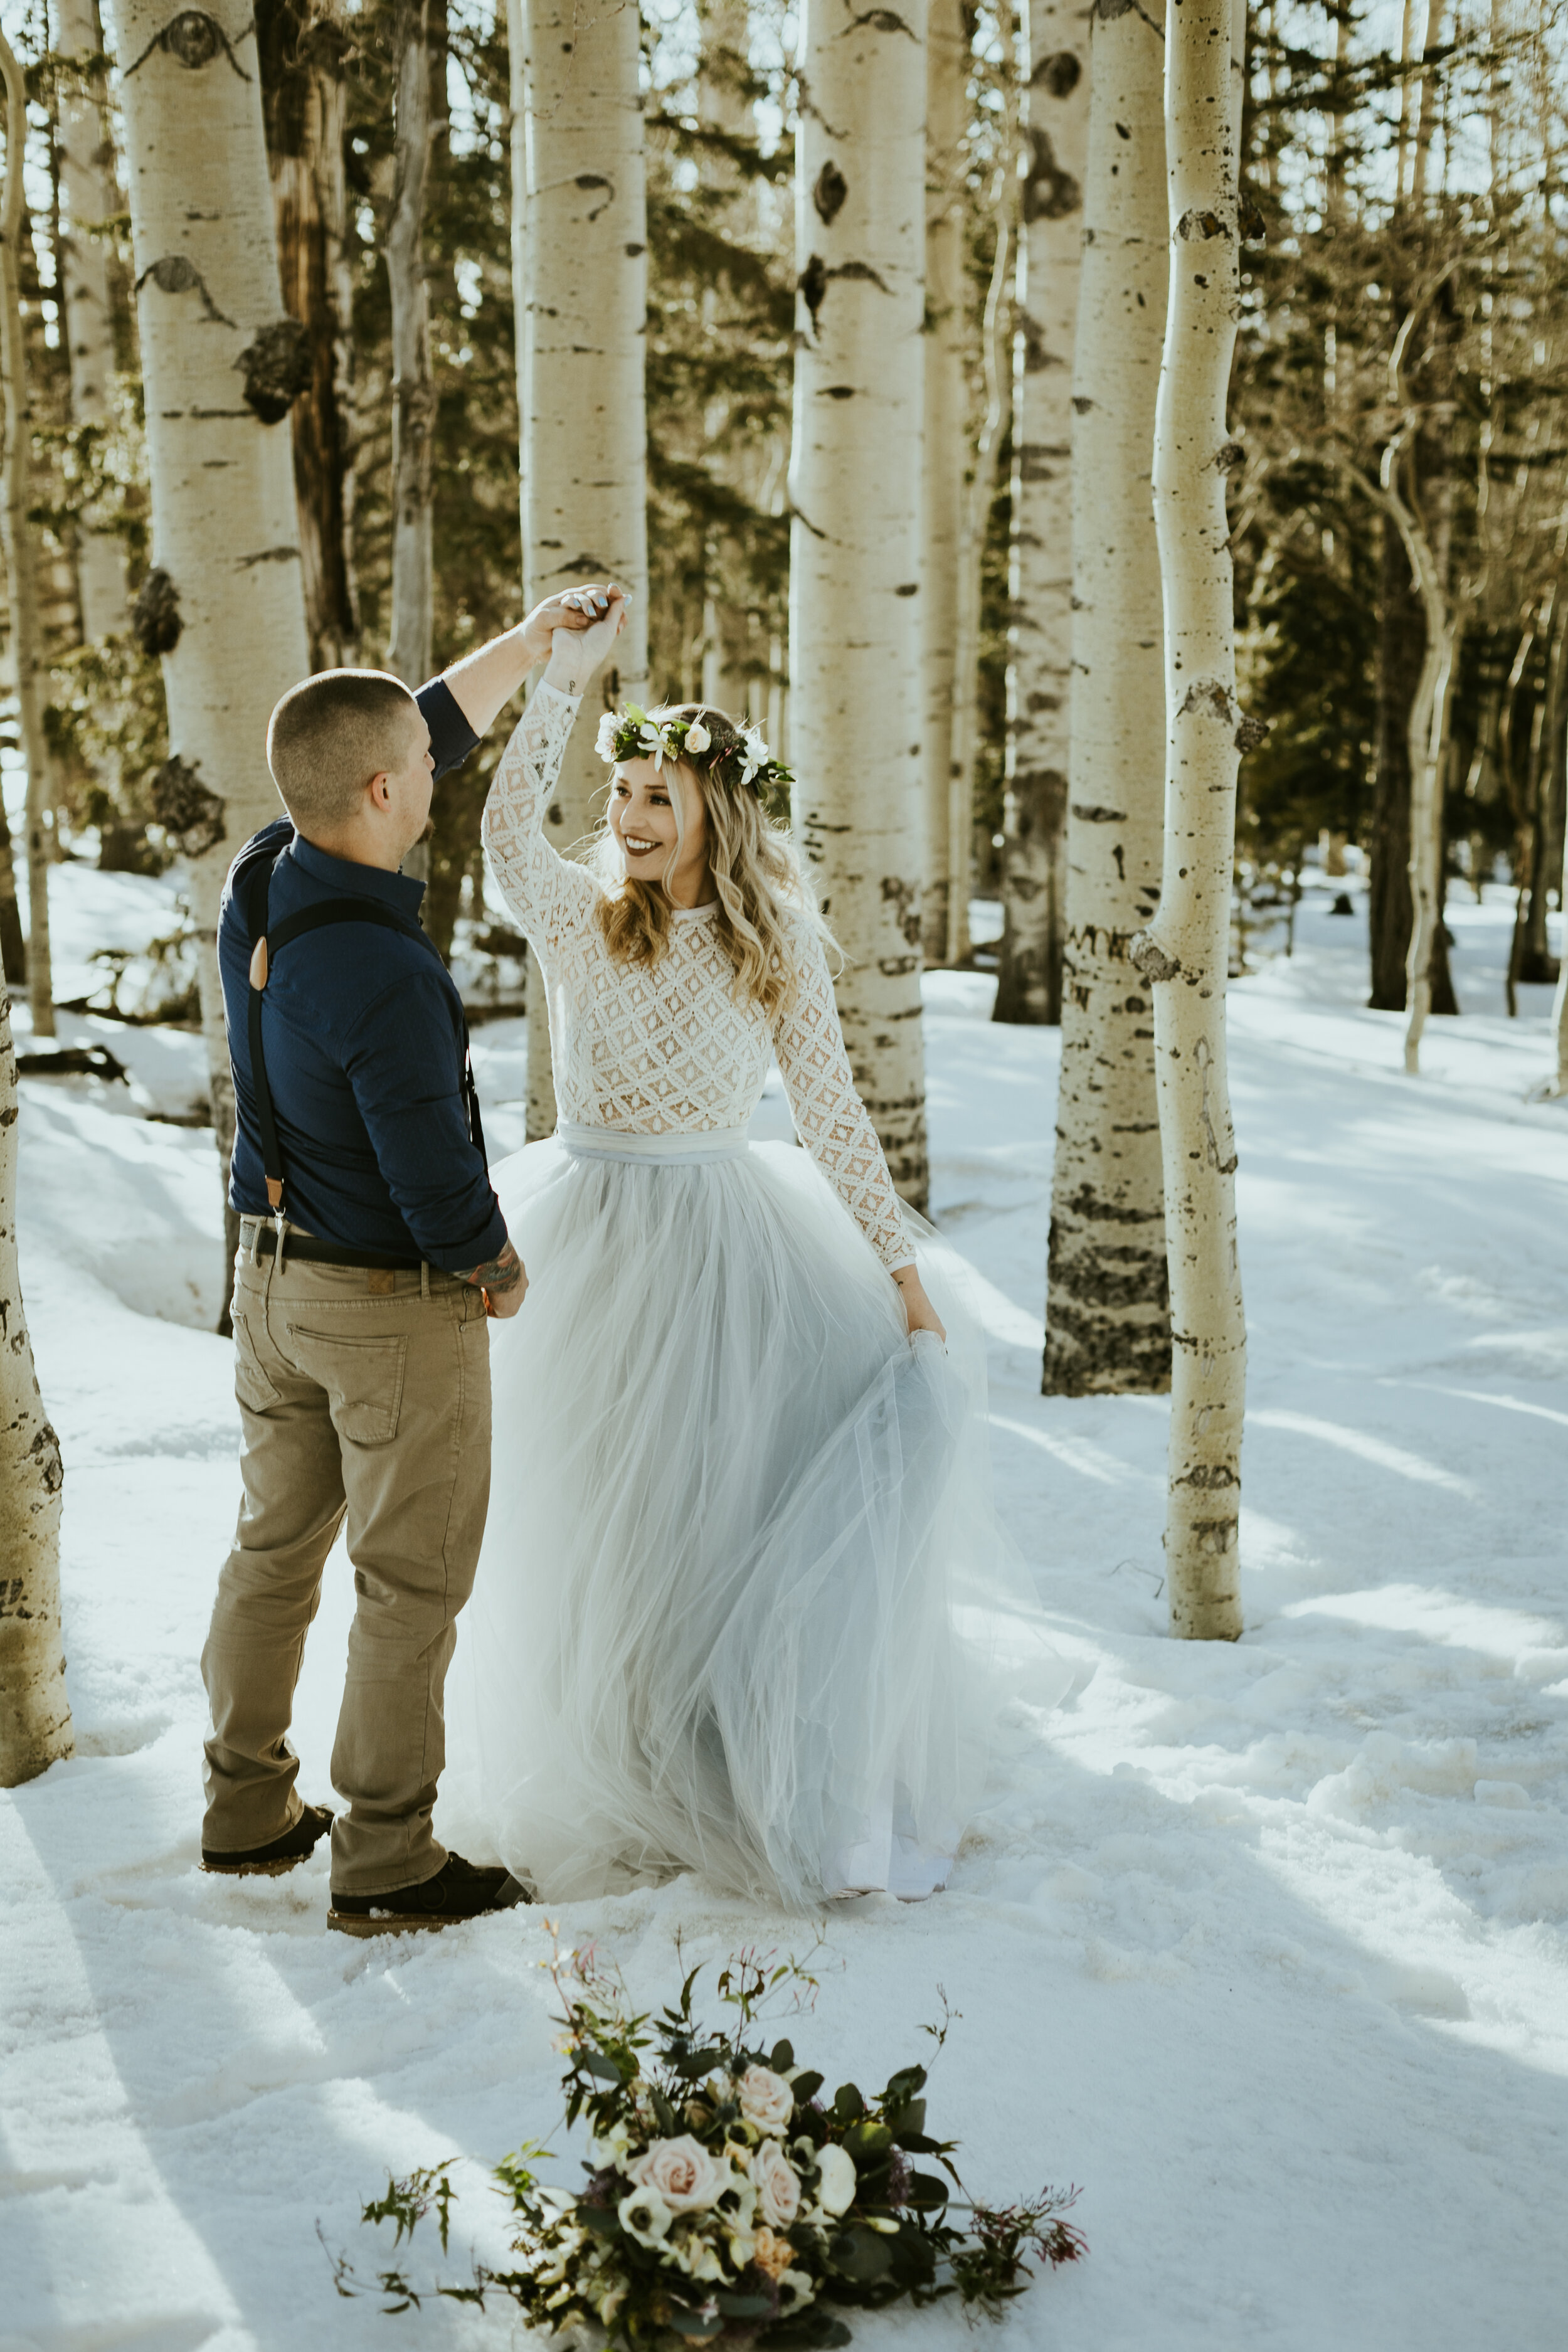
[443,1122,1036,1911]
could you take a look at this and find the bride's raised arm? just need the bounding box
[481,591,629,951]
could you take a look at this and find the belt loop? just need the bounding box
[420,1259,430,1300]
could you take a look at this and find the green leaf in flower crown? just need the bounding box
[831,2084,865,2124]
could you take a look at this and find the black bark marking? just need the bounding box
[29,1422,63,1495]
[1234,712,1269,753]
[1071,802,1127,823]
[800,255,893,330]
[137,254,234,326]
[1020,125,1082,223]
[1129,930,1181,983]
[822,384,856,399]
[1178,677,1237,725]
[845,8,918,34]
[151,756,226,857]
[573,172,613,221]
[788,500,829,541]
[131,567,183,657]
[1094,0,1165,36]
[1177,207,1229,241]
[236,318,310,423]
[813,160,848,224]
[894,582,918,596]
[124,9,253,79]
[1033,51,1082,97]
[1214,438,1246,474]
[236,546,301,568]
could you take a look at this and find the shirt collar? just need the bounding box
[288,832,426,919]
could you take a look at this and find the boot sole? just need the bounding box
[203,1852,315,1878]
[327,1907,478,1937]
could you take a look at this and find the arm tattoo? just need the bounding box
[457,1237,524,1293]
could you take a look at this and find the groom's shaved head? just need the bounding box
[267,669,420,825]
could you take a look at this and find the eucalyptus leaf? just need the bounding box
[831,2084,865,2124]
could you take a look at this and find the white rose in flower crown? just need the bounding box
[618,2186,672,2247]
[751,2137,802,2230]
[814,2142,857,2217]
[630,2135,727,2215]
[595,712,619,762]
[739,728,770,785]
[736,2065,794,2136]
[684,718,711,755]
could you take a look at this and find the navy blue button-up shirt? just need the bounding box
[219,677,508,1273]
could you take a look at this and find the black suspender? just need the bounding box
[244,849,487,1242]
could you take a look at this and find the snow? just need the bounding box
[3,864,1565,2351]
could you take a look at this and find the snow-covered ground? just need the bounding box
[3,866,1565,2352]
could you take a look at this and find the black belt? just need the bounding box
[240,1221,423,1273]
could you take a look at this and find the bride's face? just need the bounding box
[610,755,711,904]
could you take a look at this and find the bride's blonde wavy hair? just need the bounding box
[591,702,833,1017]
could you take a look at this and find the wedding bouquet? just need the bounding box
[331,1944,1084,2348]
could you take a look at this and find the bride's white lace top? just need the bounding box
[481,681,911,1269]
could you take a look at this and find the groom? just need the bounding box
[198,585,615,1934]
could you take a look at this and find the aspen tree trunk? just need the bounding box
[511,0,649,1142]
[792,0,930,1205]
[0,987,72,1784]
[995,0,1088,1025]
[1128,0,1249,1641]
[697,0,763,719]
[56,0,127,641]
[1,31,58,1041]
[920,0,966,966]
[257,0,356,669]
[105,0,311,1313]
[386,0,433,691]
[1043,0,1171,1397]
[946,161,1013,968]
[1549,795,1568,1091]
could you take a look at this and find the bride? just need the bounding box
[449,585,1024,1909]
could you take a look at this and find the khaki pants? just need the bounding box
[202,1234,492,1895]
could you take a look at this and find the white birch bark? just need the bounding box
[1,30,58,1039]
[792,0,930,1205]
[55,0,127,641]
[995,0,1088,1025]
[105,0,310,1278]
[1128,0,1249,1641]
[920,0,966,965]
[0,987,72,1784]
[1043,0,1171,1397]
[1549,817,1568,1094]
[511,0,649,1142]
[386,0,433,690]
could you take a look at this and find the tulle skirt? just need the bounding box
[444,1121,1033,1912]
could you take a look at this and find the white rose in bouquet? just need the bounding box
[617,2186,672,2247]
[736,2065,794,2136]
[630,2136,727,2215]
[814,2142,857,2217]
[752,2139,802,2230]
[684,718,711,755]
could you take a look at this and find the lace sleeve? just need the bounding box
[480,681,599,950]
[770,921,912,1271]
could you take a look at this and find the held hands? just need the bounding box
[543,583,629,696]
[891,1264,946,1343]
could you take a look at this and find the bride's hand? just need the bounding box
[544,584,629,694]
[892,1264,946,1343]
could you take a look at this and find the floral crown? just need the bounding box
[595,702,794,798]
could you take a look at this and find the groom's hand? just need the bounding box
[458,1237,528,1319]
